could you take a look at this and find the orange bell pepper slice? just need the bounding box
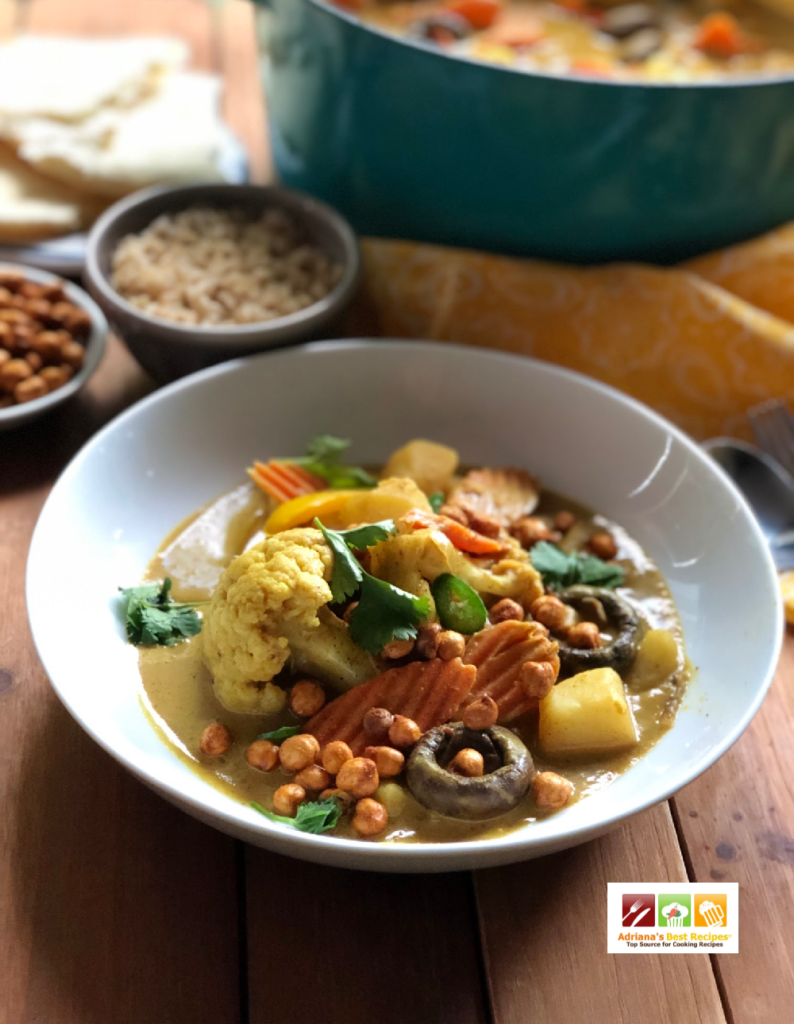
[403,507,508,556]
[445,0,503,30]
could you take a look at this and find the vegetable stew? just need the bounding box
[337,0,794,81]
[126,437,691,844]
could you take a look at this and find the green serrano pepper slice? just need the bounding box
[431,573,487,635]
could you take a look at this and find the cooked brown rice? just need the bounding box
[110,205,343,326]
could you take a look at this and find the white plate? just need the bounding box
[26,340,783,872]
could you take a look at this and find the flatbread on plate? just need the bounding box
[0,144,106,242]
[0,35,187,122]
[10,72,228,198]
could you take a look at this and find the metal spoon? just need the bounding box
[702,438,794,571]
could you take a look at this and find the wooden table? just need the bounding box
[2,2,793,1021]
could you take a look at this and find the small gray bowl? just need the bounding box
[83,183,361,383]
[0,263,107,431]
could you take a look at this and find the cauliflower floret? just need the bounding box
[370,527,543,611]
[203,528,333,713]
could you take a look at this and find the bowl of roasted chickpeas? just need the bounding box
[0,263,107,429]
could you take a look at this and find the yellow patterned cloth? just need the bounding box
[358,231,794,442]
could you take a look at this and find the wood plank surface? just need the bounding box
[0,3,247,1023]
[245,851,488,1024]
[475,803,727,1024]
[672,636,794,1024]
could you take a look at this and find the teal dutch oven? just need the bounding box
[258,0,794,263]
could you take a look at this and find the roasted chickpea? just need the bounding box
[25,351,43,372]
[199,722,232,756]
[448,748,485,778]
[588,531,618,560]
[553,510,576,533]
[0,308,30,326]
[61,340,85,369]
[415,622,442,660]
[0,348,9,368]
[462,695,499,731]
[19,280,47,300]
[381,637,415,659]
[289,680,326,717]
[39,365,69,392]
[31,331,66,364]
[24,298,52,322]
[511,516,559,549]
[245,739,280,772]
[322,740,354,775]
[532,771,574,810]
[0,271,24,289]
[294,764,331,792]
[279,733,321,772]
[363,707,394,742]
[530,595,572,634]
[0,394,12,409]
[566,621,602,649]
[352,798,389,836]
[273,784,306,817]
[319,788,356,812]
[519,659,556,700]
[65,307,91,339]
[363,745,405,777]
[436,630,465,661]
[388,715,422,749]
[489,598,525,624]
[0,323,11,346]
[12,326,33,354]
[40,283,66,303]
[336,757,380,798]
[13,375,47,404]
[0,358,32,391]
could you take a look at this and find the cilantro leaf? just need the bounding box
[251,796,343,835]
[316,518,431,653]
[530,541,625,590]
[119,577,204,647]
[256,724,301,742]
[304,435,350,463]
[428,491,445,514]
[336,520,397,550]
[295,434,377,490]
[315,518,364,603]
[348,574,431,655]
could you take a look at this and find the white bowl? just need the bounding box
[0,262,107,430]
[26,340,782,872]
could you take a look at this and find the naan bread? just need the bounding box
[0,145,105,242]
[10,72,227,198]
[0,36,187,122]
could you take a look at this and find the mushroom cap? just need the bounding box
[406,723,534,820]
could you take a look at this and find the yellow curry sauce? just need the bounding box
[138,480,691,844]
[350,0,794,81]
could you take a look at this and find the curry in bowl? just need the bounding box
[338,0,794,80]
[122,438,690,843]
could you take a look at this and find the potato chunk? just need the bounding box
[539,667,638,757]
[631,629,681,690]
[382,440,459,495]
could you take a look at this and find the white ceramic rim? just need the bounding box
[0,262,107,424]
[26,339,783,867]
